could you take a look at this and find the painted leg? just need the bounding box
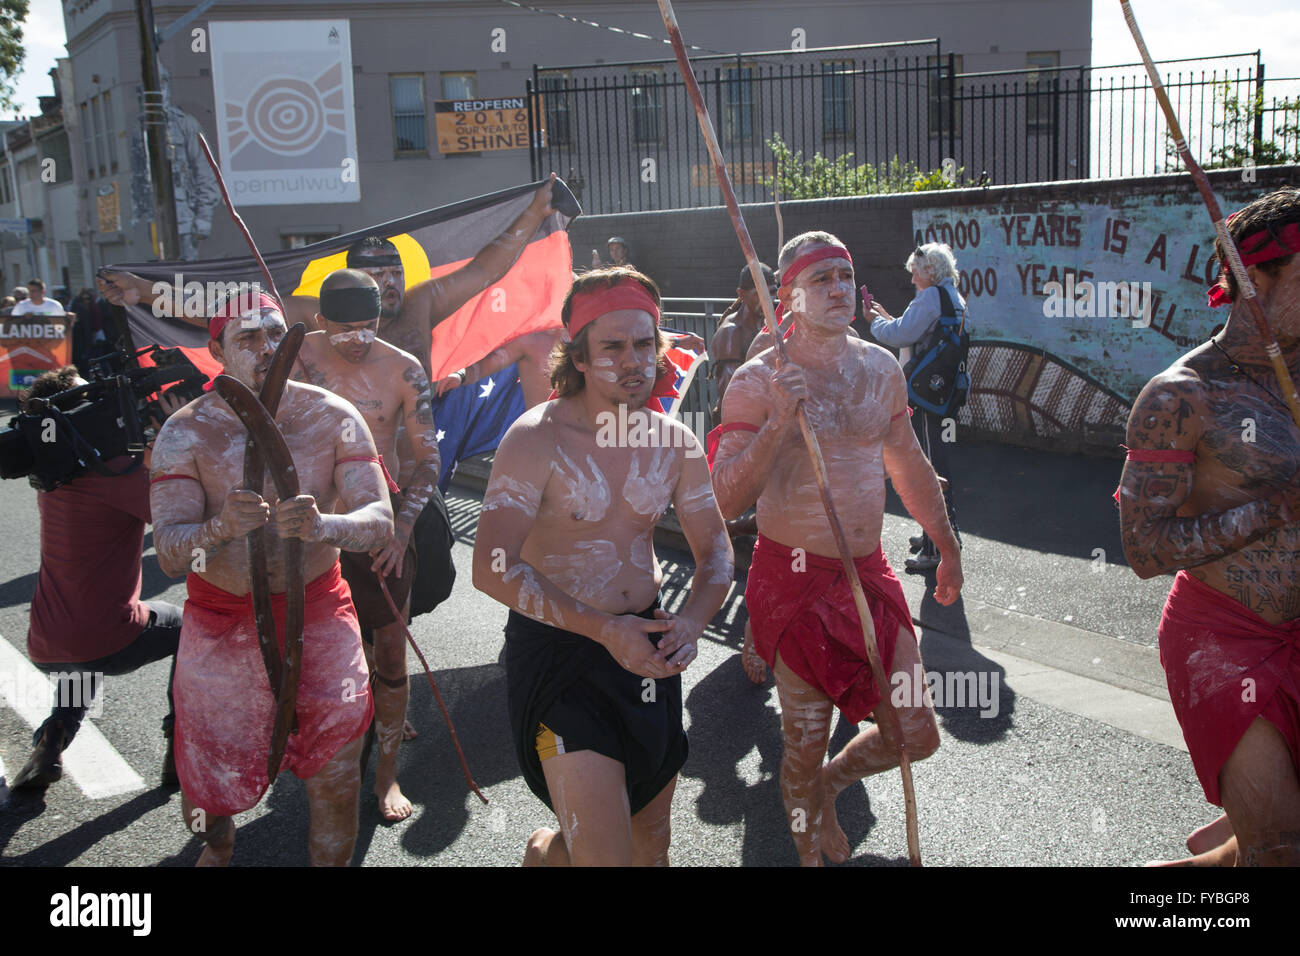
[773,651,835,867]
[372,605,413,823]
[1187,813,1233,854]
[1219,717,1300,866]
[181,792,235,867]
[630,774,678,867]
[741,620,767,685]
[820,626,941,864]
[539,749,636,866]
[305,736,363,867]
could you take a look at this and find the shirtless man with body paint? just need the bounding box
[149,294,392,865]
[473,267,733,866]
[1119,187,1300,867]
[436,328,565,408]
[711,231,961,866]
[293,268,440,822]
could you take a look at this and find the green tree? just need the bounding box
[0,0,31,114]
[764,133,965,198]
[1165,78,1300,171]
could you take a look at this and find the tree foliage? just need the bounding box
[0,0,31,114]
[1166,78,1300,171]
[763,133,966,199]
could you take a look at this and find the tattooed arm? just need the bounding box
[371,360,440,576]
[1119,374,1298,579]
[472,418,676,679]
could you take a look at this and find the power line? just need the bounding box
[494,0,727,56]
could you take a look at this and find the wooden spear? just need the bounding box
[1121,0,1300,430]
[656,0,922,864]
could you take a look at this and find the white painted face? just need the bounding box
[574,309,660,407]
[327,327,377,347]
[789,249,855,332]
[216,307,287,390]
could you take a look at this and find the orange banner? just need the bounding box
[0,313,72,398]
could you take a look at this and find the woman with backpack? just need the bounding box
[869,242,968,574]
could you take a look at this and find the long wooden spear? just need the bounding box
[1121,0,1300,429]
[656,0,921,864]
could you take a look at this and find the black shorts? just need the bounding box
[504,601,688,816]
[409,488,456,619]
[339,491,416,634]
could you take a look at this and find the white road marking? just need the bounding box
[0,636,144,799]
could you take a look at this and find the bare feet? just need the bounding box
[1187,813,1232,854]
[741,624,767,685]
[376,776,413,822]
[523,827,570,866]
[1147,835,1238,867]
[403,719,418,741]
[819,787,851,864]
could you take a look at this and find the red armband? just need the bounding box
[1123,447,1196,464]
[338,455,402,495]
[891,408,913,421]
[150,473,201,486]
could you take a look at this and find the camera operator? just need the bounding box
[11,366,189,792]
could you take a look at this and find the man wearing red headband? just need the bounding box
[1119,187,1300,866]
[711,231,961,866]
[149,291,394,865]
[293,268,445,823]
[473,267,733,866]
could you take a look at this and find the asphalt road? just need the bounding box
[0,436,1223,868]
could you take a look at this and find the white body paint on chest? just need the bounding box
[622,446,674,516]
[554,449,611,521]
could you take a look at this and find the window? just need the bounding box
[101,90,116,171]
[1026,52,1060,132]
[91,94,108,177]
[724,65,755,143]
[537,72,573,147]
[630,67,665,144]
[390,74,427,154]
[441,72,477,101]
[0,166,11,205]
[822,61,854,137]
[928,54,963,138]
[80,101,99,178]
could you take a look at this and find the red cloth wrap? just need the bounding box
[173,562,373,816]
[745,534,915,723]
[779,246,854,289]
[566,278,659,338]
[1159,570,1300,806]
[1206,221,1300,307]
[207,290,282,343]
[1125,448,1196,463]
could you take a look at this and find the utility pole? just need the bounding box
[136,0,180,260]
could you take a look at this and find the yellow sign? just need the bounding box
[434,97,545,154]
[96,181,120,233]
[691,161,774,188]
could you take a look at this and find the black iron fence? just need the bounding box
[529,46,1296,214]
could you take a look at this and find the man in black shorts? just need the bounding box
[472,267,733,865]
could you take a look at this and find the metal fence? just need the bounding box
[661,295,732,441]
[529,46,1296,214]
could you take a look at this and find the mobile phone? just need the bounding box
[860,284,874,311]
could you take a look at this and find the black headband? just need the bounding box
[346,251,403,269]
[320,285,381,323]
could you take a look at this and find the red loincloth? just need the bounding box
[173,562,373,817]
[1159,570,1300,806]
[745,534,916,724]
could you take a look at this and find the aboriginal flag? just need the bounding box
[108,177,578,383]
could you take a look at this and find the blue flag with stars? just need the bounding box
[431,362,527,492]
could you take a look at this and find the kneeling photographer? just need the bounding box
[3,347,205,792]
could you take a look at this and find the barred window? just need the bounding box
[1026,51,1060,132]
[538,72,573,147]
[822,61,854,137]
[928,54,963,138]
[631,68,665,144]
[391,74,427,154]
[724,65,755,143]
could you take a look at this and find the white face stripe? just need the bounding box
[329,328,376,346]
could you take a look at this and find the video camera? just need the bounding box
[0,345,209,491]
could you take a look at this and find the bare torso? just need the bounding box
[150,383,365,593]
[724,339,903,556]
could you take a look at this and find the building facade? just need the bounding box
[59,0,1091,266]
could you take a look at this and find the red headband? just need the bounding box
[1207,221,1300,307]
[208,291,283,342]
[567,278,660,338]
[780,246,853,289]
